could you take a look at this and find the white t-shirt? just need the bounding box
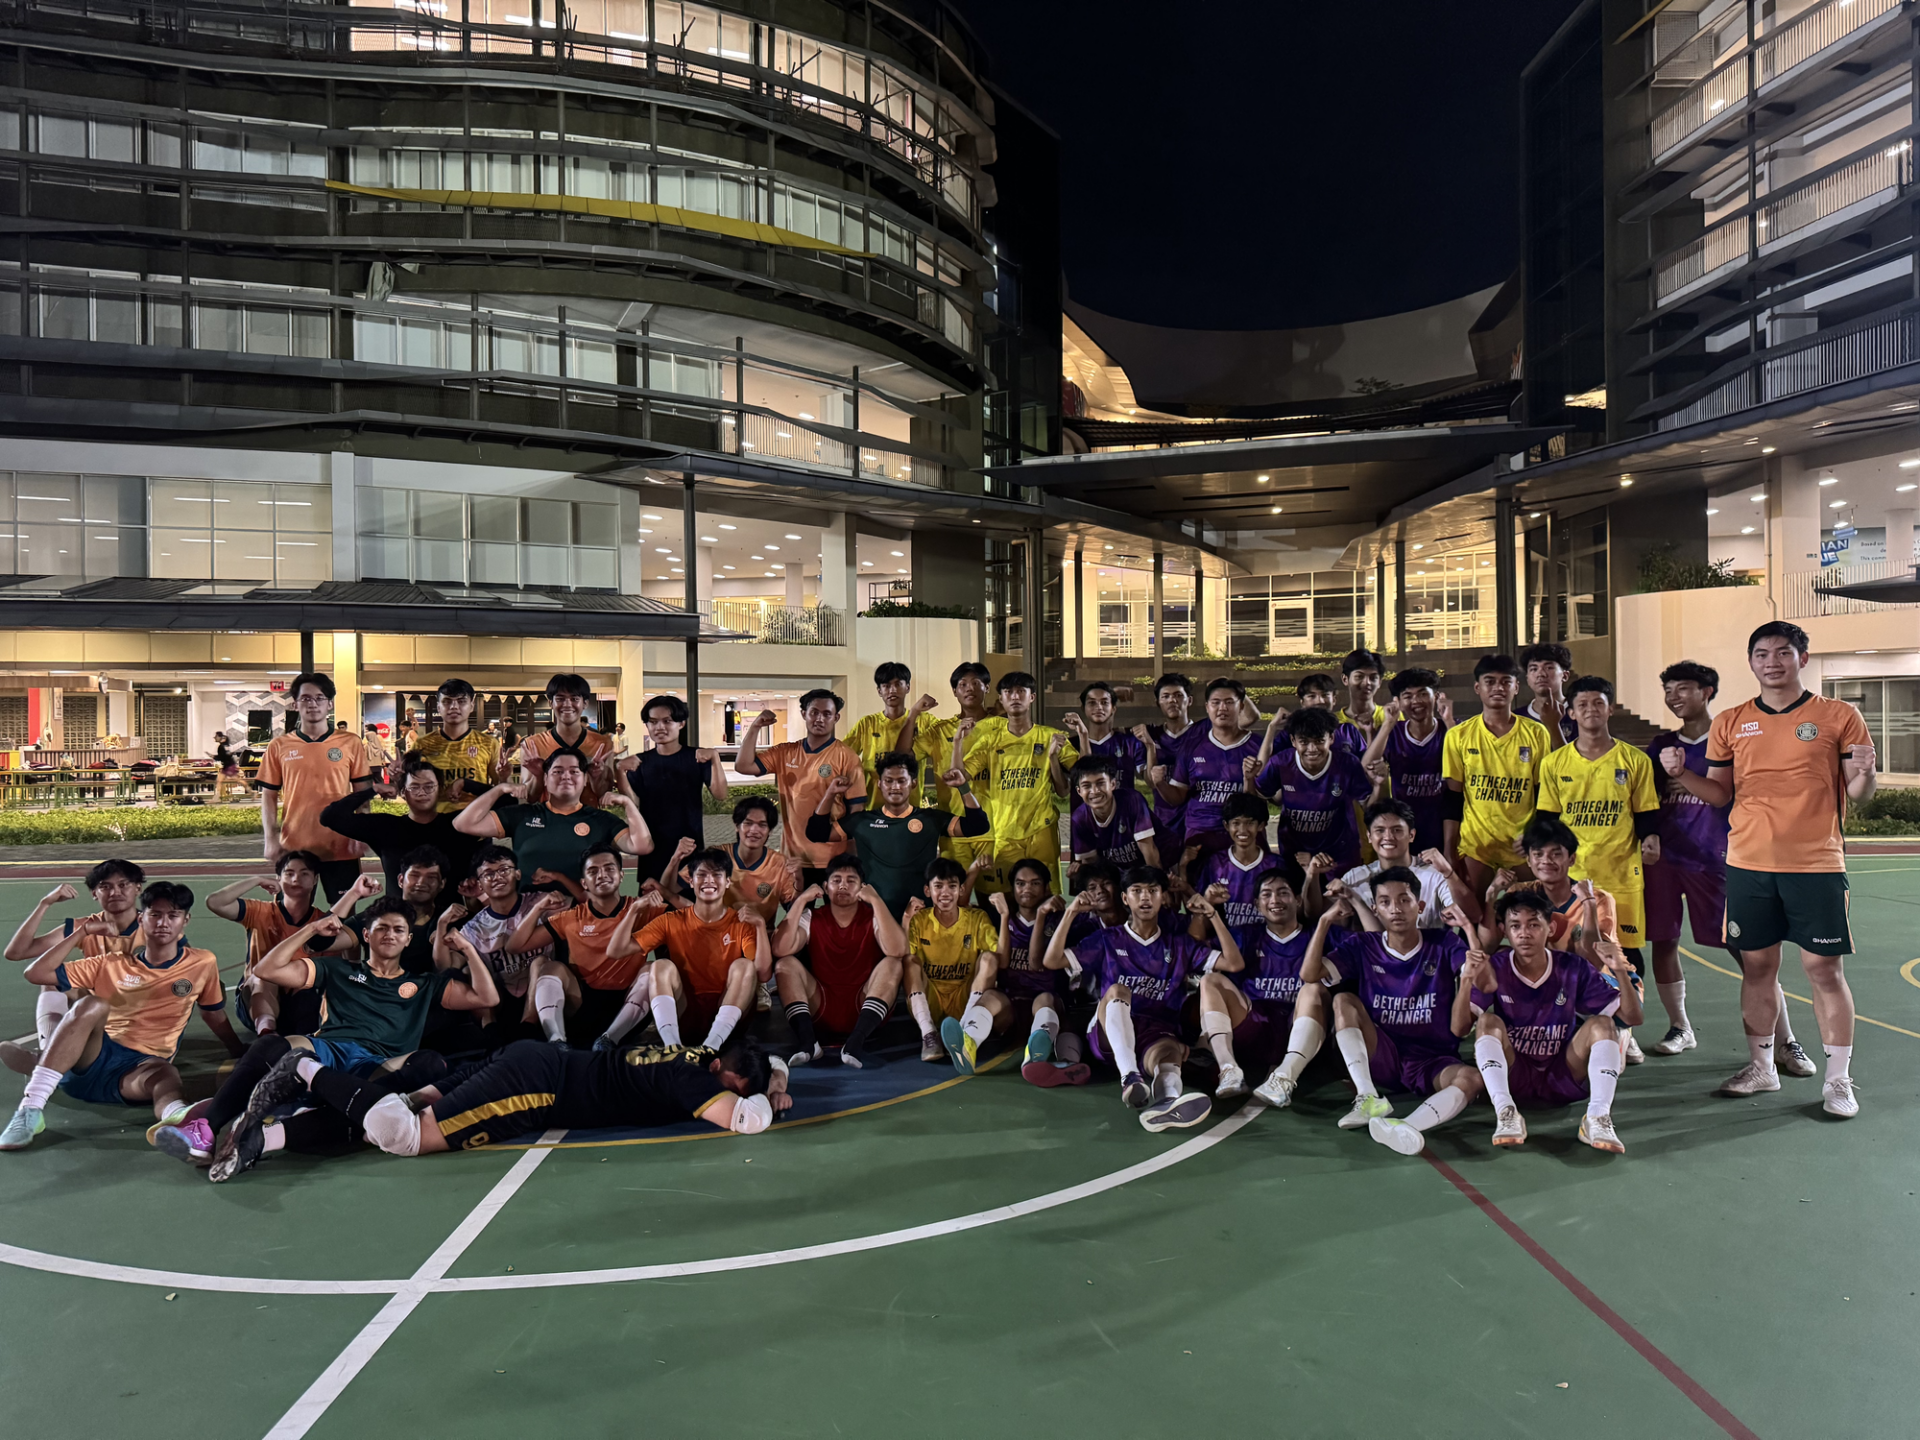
[1338,861,1456,929]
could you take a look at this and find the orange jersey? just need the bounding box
[258,728,371,862]
[629,906,759,999]
[62,910,141,956]
[56,944,224,1058]
[760,738,867,870]
[725,845,800,923]
[546,896,644,991]
[1708,694,1871,873]
[522,727,618,806]
[238,896,323,972]
[1511,882,1619,951]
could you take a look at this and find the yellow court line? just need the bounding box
[1679,944,1920,1040]
[1900,958,1920,993]
[494,1047,1018,1151]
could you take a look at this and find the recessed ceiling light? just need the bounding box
[718,523,737,530]
[637,528,653,535]
[1902,460,1920,470]
[1900,483,1918,493]
[896,568,908,574]
[1829,499,1847,508]
[1619,477,1634,487]
[700,535,718,542]
[1412,543,1424,551]
[1104,544,1114,550]
[1761,446,1776,455]
[1528,511,1541,518]
[643,513,662,520]
[1749,493,1765,502]
[764,543,780,551]
[1271,506,1282,514]
[784,533,801,539]
[862,560,873,565]
[751,555,763,560]
[797,412,814,420]
[1706,508,1719,515]
[1256,475,1270,483]
[765,570,777,576]
[722,564,735,570]
[890,550,904,557]
[670,567,683,573]
[654,547,670,554]
[1819,477,1839,486]
[1741,526,1756,534]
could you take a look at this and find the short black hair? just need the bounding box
[398,753,444,787]
[1079,681,1116,704]
[1341,648,1386,677]
[1120,864,1169,891]
[545,673,593,700]
[873,661,911,686]
[1222,790,1269,825]
[874,750,919,779]
[1286,706,1338,740]
[732,795,779,827]
[1296,673,1335,698]
[1007,857,1054,889]
[1748,620,1810,656]
[1370,864,1422,899]
[1257,866,1303,896]
[361,895,415,926]
[642,694,688,725]
[1072,754,1120,781]
[1474,654,1520,679]
[1364,798,1417,829]
[1205,676,1246,701]
[824,852,864,879]
[997,670,1038,694]
[469,843,518,876]
[687,846,734,877]
[1567,675,1615,704]
[950,661,991,688]
[274,848,324,877]
[141,880,194,911]
[582,841,625,867]
[1518,643,1573,672]
[1389,667,1441,696]
[1153,673,1194,699]
[1076,859,1121,891]
[924,856,969,885]
[397,844,449,879]
[1496,888,1555,925]
[798,687,844,714]
[715,1038,774,1095]
[289,671,334,701]
[84,858,145,890]
[1520,814,1580,856]
[436,678,475,699]
[1658,660,1720,697]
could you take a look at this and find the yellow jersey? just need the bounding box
[908,904,1000,1011]
[920,714,978,813]
[847,711,918,797]
[410,727,504,811]
[964,723,1077,841]
[1442,713,1553,869]
[1536,738,1659,943]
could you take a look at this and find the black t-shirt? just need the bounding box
[318,795,477,904]
[634,746,710,877]
[494,801,628,883]
[557,1043,729,1128]
[345,906,439,976]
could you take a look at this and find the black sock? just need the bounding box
[383,1050,448,1093]
[278,1107,356,1153]
[208,1035,291,1132]
[784,1001,817,1056]
[307,1065,380,1127]
[843,996,891,1056]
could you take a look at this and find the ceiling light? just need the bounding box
[1256,475,1270,483]
[643,513,662,520]
[1749,493,1765,502]
[1741,526,1756,534]
[1819,477,1839,486]
[890,550,904,557]
[1270,506,1282,514]
[1619,477,1634,487]
[1528,510,1541,518]
[637,528,653,535]
[797,412,814,420]
[719,523,737,530]
[1412,543,1424,551]
[861,560,874,565]
[1104,544,1114,550]
[896,568,908,574]
[764,543,780,551]
[1761,446,1776,454]
[1899,484,1918,493]
[1706,508,1719,516]
[700,535,718,542]
[654,547,670,553]
[722,564,735,570]
[784,533,801,539]
[1829,499,1847,508]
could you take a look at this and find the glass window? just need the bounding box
[573,547,616,589]
[150,479,212,529]
[196,303,242,353]
[358,487,410,536]
[92,120,136,163]
[522,545,568,586]
[14,476,80,525]
[471,541,519,584]
[246,308,291,356]
[151,527,203,576]
[148,299,183,348]
[413,538,464,583]
[471,496,518,542]
[358,534,409,580]
[84,526,146,579]
[18,521,83,576]
[40,292,89,341]
[84,475,144,526]
[293,311,329,358]
[413,491,463,540]
[35,115,86,158]
[573,502,618,545]
[524,499,570,545]
[272,484,328,532]
[355,315,397,365]
[215,536,273,583]
[273,537,329,586]
[1885,679,1920,774]
[94,294,138,345]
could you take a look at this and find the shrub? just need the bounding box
[1636,544,1758,592]
[861,600,974,619]
[0,806,265,847]
[1845,788,1920,835]
[706,783,776,815]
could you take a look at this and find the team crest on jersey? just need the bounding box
[397,981,419,1000]
[1330,784,1344,798]
[908,817,924,833]
[1518,747,1532,763]
[170,978,193,997]
[327,747,343,762]
[817,762,834,778]
[573,822,592,837]
[755,882,772,898]
[1727,919,1743,938]
[1795,722,1819,741]
[1614,769,1627,785]
[1423,959,1437,975]
[1555,990,1567,1007]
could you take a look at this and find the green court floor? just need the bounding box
[2,861,1918,1439]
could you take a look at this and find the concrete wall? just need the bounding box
[849,616,977,725]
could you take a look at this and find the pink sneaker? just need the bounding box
[153,1117,215,1165]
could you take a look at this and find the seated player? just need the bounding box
[504,843,646,1049]
[1321,799,1475,930]
[770,855,908,1068]
[206,849,330,1037]
[1301,868,1481,1156]
[1041,865,1241,1132]
[2,858,145,1065]
[1193,867,1327,1105]
[448,844,551,1031]
[608,847,766,1054]
[1063,681,1149,791]
[1069,754,1159,874]
[1189,792,1280,930]
[1250,706,1382,873]
[724,795,801,925]
[991,861,1089,1087]
[904,857,1011,1071]
[456,750,650,887]
[1463,889,1640,1153]
[1476,817,1621,967]
[818,753,988,920]
[1,882,241,1151]
[293,1037,789,1157]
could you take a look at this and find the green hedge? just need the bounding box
[1845,788,1920,836]
[0,805,265,847]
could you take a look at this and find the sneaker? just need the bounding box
[145,1098,211,1147]
[1367,1114,1426,1156]
[1779,1040,1818,1078]
[788,1042,821,1069]
[939,1017,977,1075]
[1024,1029,1054,1066]
[1623,1032,1645,1065]
[1719,1061,1781,1096]
[1252,1069,1296,1108]
[1822,1074,1860,1118]
[592,1034,617,1054]
[1649,1026,1696,1056]
[755,983,774,1014]
[1492,1104,1528,1147]
[153,1118,215,1165]
[0,1105,44,1150]
[208,1115,266,1183]
[1022,1059,1091,1087]
[0,1039,38,1076]
[1214,1063,1248,1100]
[1120,1071,1151,1109]
[1337,1093,1392,1130]
[919,1033,947,1064]
[246,1050,308,1119]
[1140,1093,1212,1132]
[1578,1112,1625,1153]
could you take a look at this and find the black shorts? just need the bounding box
[1725,866,1852,956]
[316,858,367,906]
[568,985,627,1045]
[431,1039,568,1150]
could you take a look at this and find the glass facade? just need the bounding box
[1825,677,1920,774]
[358,489,619,590]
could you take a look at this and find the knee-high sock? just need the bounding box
[1773,984,1796,1045]
[532,975,567,1043]
[1031,1003,1059,1040]
[649,993,681,1048]
[1474,1035,1514,1111]
[1152,1060,1183,1101]
[1405,1085,1469,1133]
[33,990,66,1047]
[207,1035,292,1132]
[842,996,891,1062]
[19,1064,59,1111]
[909,992,935,1038]
[959,993,993,1046]
[278,1106,356,1152]
[603,974,653,1044]
[1275,1017,1324,1085]
[1586,1038,1622,1118]
[783,1000,817,1057]
[307,1064,381,1128]
[1656,979,1689,1031]
[1199,1009,1235,1069]
[1335,1026,1377,1097]
[702,1004,742,1050]
[1101,1004,1139,1077]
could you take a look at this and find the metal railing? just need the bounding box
[1655,219,1751,302]
[1785,561,1907,618]
[1652,54,1749,159]
[1759,0,1901,83]
[1655,305,1920,430]
[708,601,845,646]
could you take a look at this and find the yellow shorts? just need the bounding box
[978,828,1061,896]
[924,980,975,1024]
[941,832,993,870]
[1459,824,1526,873]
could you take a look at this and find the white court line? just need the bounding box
[261,1127,566,1440]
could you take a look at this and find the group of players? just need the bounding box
[0,614,1875,1174]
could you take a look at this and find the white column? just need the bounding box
[1770,454,1821,593]
[616,639,647,731]
[329,452,357,581]
[820,513,854,614]
[694,540,714,613]
[785,563,804,608]
[1884,507,1917,571]
[617,489,644,594]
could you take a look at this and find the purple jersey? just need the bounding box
[1068,921,1215,1016]
[1469,948,1621,1059]
[1255,749,1371,867]
[1273,721,1367,758]
[1325,926,1466,1052]
[1174,730,1263,837]
[1383,719,1448,852]
[1229,923,1316,1013]
[1082,729,1148,794]
[1070,788,1157,870]
[1196,848,1282,930]
[1646,731,1729,872]
[1146,722,1206,835]
[1004,910,1042,970]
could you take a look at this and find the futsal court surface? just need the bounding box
[2,858,1918,1440]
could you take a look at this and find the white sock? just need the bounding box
[261,1121,286,1154]
[1824,1044,1852,1082]
[604,975,653,1043]
[1474,1035,1514,1111]
[1031,1004,1059,1040]
[649,994,682,1047]
[33,991,66,1047]
[1747,1032,1777,1076]
[1587,1038,1622,1118]
[1405,1085,1469,1133]
[254,1013,277,1035]
[702,1004,743,1050]
[533,975,567,1043]
[159,1098,188,1123]
[909,992,935,1038]
[1153,1060,1183,1101]
[1056,1029,1084,1063]
[296,1056,323,1085]
[959,994,993,1046]
[1773,985,1796,1045]
[1335,1026,1377,1097]
[1102,1005,1139,1076]
[1199,1010,1235,1069]
[1276,1017,1324,1084]
[21,1064,59,1110]
[1656,979,1689,1031]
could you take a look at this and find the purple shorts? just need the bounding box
[1644,863,1726,946]
[998,967,1064,1005]
[1230,1009,1289,1074]
[1368,1029,1462,1097]
[1087,1008,1183,1068]
[1509,1053,1590,1108]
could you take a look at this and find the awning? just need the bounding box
[1814,568,1920,605]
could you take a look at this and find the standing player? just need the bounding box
[1360,667,1451,854]
[771,856,908,1067]
[815,754,989,920]
[520,673,618,806]
[1135,672,1202,867]
[846,664,937,794]
[2,859,145,1062]
[1660,621,1875,1115]
[1069,754,1160,875]
[1158,678,1261,862]
[925,661,1000,869]
[257,671,373,904]
[738,690,868,887]
[457,752,650,885]
[1251,706,1384,872]
[1442,654,1556,893]
[1194,866,1328,1105]
[903,856,1010,1070]
[1520,642,1577,742]
[1063,682,1148,793]
[609,848,765,1053]
[1337,648,1389,741]
[1191,792,1281,930]
[961,672,1077,894]
[320,755,475,903]
[1462,888,1640,1152]
[408,678,506,809]
[619,694,728,891]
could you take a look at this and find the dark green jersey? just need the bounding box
[309,953,457,1056]
[494,802,629,883]
[840,806,951,919]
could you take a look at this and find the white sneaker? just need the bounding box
[1252,1069,1296,1108]
[1650,1026,1696,1056]
[1622,1032,1645,1065]
[1338,1093,1391,1130]
[1719,1061,1781,1096]
[1779,1040,1819,1078]
[1214,1063,1248,1100]
[1491,1104,1527,1147]
[1579,1112,1625,1153]
[1368,1114,1426,1156]
[1822,1074,1859,1118]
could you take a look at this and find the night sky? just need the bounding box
[958,0,1587,331]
